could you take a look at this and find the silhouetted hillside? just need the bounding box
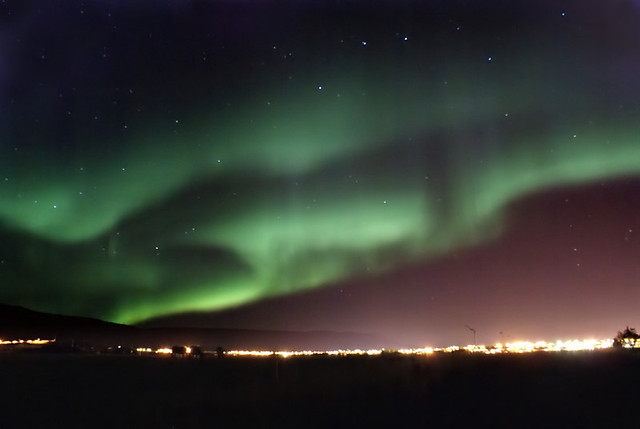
[0,303,134,344]
[0,303,393,350]
[138,326,395,351]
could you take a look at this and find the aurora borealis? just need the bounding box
[2,0,640,345]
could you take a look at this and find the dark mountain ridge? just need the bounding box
[0,303,393,350]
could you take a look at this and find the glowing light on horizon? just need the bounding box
[219,338,614,358]
[0,338,55,345]
[0,337,614,356]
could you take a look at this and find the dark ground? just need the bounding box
[0,350,637,428]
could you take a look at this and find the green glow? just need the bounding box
[2,39,640,324]
[0,59,581,242]
[111,276,263,325]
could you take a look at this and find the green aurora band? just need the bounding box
[2,2,640,324]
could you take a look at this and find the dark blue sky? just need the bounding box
[1,0,640,346]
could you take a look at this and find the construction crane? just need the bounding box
[465,324,477,345]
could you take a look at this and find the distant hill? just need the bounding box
[137,326,396,351]
[0,303,134,345]
[0,303,131,334]
[0,303,394,350]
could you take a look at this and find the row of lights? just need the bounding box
[224,339,614,358]
[401,339,614,355]
[1,338,618,355]
[226,349,384,358]
[0,338,54,345]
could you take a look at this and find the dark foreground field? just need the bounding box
[1,351,638,428]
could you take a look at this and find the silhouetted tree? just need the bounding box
[171,345,187,357]
[614,327,640,349]
[189,345,203,359]
[215,346,225,358]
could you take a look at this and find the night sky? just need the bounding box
[2,0,640,346]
